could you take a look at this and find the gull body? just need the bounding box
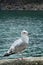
[4,30,29,56]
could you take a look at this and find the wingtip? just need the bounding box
[3,53,10,57]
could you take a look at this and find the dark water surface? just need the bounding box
[0,11,43,59]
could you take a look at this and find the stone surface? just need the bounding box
[0,57,43,65]
[0,3,43,10]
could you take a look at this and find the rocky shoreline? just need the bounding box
[0,57,43,65]
[0,3,43,10]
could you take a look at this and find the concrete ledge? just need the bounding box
[0,57,43,65]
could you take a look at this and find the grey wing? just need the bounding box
[3,42,28,57]
[14,42,28,53]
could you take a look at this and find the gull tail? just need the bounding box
[3,51,15,57]
[3,52,11,57]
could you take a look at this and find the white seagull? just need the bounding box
[4,30,29,57]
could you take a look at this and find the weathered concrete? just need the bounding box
[1,3,43,10]
[0,57,43,65]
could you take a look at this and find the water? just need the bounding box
[0,11,43,59]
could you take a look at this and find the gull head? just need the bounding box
[21,30,28,37]
[21,30,29,43]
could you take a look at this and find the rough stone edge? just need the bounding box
[0,57,43,65]
[1,3,43,10]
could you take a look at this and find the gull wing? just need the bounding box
[3,38,26,56]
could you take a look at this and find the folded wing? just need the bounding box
[3,38,28,57]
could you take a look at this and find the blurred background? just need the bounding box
[0,0,43,10]
[0,11,43,59]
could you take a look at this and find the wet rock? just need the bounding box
[0,57,43,65]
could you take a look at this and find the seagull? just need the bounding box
[3,30,29,57]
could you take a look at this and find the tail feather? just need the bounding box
[3,52,15,57]
[3,53,11,57]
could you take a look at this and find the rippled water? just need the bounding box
[0,11,43,59]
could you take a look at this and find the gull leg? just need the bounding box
[16,52,25,60]
[20,52,25,60]
[17,53,24,60]
[15,53,22,60]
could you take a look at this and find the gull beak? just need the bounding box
[28,33,31,35]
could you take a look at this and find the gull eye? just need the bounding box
[23,32,26,34]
